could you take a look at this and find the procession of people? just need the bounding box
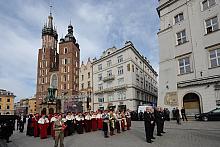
[25,109,132,146]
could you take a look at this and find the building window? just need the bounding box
[81,83,84,90]
[118,78,124,85]
[107,70,112,77]
[76,51,78,57]
[43,47,46,53]
[88,72,90,79]
[118,66,124,75]
[63,75,67,82]
[7,105,10,110]
[118,91,126,100]
[176,30,187,45]
[98,97,104,103]
[42,78,45,84]
[107,60,112,67]
[127,63,130,71]
[118,55,123,63]
[63,58,68,65]
[98,74,102,81]
[205,16,218,34]
[202,0,216,11]
[64,84,67,90]
[42,54,46,60]
[108,94,114,102]
[174,13,184,24]
[178,57,191,74]
[98,64,102,71]
[0,105,1,110]
[81,75,84,81]
[88,81,91,88]
[64,48,68,54]
[64,66,67,73]
[98,84,103,91]
[0,98,1,101]
[209,48,220,68]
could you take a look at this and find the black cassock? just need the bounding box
[144,112,152,142]
[26,117,34,136]
[66,119,74,136]
[76,119,84,134]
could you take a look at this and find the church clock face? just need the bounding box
[50,73,58,88]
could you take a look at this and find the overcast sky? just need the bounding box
[0,0,160,101]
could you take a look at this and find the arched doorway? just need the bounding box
[49,108,54,114]
[41,108,47,115]
[183,93,201,116]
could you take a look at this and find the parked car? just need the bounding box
[195,108,220,121]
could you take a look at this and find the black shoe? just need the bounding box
[162,131,166,133]
[151,137,156,139]
[105,136,109,138]
[157,134,162,136]
[146,140,152,143]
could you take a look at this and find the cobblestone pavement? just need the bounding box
[7,120,220,147]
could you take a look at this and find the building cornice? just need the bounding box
[157,0,179,17]
[177,75,220,88]
[92,42,158,76]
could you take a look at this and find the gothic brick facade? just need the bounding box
[36,13,80,113]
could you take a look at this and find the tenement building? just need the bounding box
[79,58,93,112]
[92,41,158,111]
[157,0,220,115]
[0,89,15,115]
[35,11,80,113]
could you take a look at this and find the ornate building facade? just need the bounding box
[36,12,80,113]
[79,58,93,112]
[92,41,158,111]
[157,0,220,115]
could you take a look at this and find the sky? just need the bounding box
[0,0,160,102]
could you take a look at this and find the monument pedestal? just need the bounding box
[40,101,61,115]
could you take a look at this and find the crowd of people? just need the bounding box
[13,107,189,146]
[24,110,131,146]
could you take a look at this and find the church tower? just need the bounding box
[58,23,80,97]
[36,10,59,112]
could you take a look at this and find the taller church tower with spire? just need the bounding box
[36,9,80,113]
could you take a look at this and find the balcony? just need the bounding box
[94,84,127,94]
[103,75,115,82]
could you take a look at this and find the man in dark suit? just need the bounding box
[150,108,156,140]
[154,107,163,136]
[181,107,188,121]
[176,107,181,125]
[144,107,154,143]
[160,107,166,134]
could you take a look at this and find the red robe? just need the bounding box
[96,114,103,130]
[121,118,126,131]
[32,117,39,137]
[39,123,49,139]
[91,117,97,131]
[38,118,49,139]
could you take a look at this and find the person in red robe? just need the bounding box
[91,112,97,131]
[50,114,57,139]
[125,110,131,130]
[38,114,49,139]
[121,112,127,132]
[96,111,103,130]
[33,114,39,137]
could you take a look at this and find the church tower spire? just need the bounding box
[48,5,53,28]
